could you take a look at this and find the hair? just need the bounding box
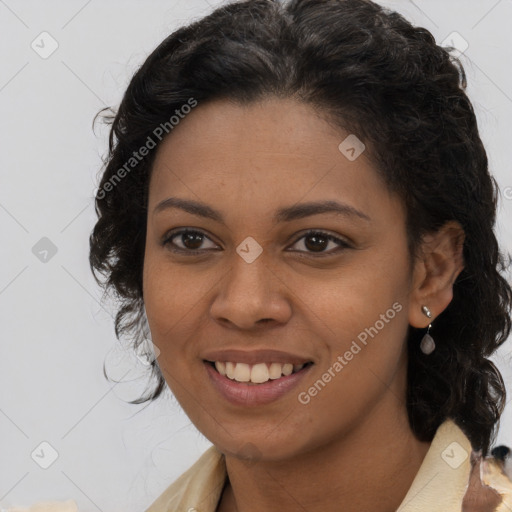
[89,0,512,455]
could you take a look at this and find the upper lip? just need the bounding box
[202,349,313,365]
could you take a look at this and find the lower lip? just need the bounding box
[204,362,313,407]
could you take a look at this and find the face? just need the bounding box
[143,97,417,461]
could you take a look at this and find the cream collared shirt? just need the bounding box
[145,419,512,512]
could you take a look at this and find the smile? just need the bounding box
[204,359,314,406]
[209,361,311,384]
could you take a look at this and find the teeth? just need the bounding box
[234,363,251,382]
[251,363,269,383]
[282,363,293,376]
[213,361,308,384]
[269,362,282,380]
[215,361,226,376]
[226,361,236,379]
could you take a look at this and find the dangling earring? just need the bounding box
[420,305,435,355]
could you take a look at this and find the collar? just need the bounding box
[146,419,510,512]
[397,419,472,511]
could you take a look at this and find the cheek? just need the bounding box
[143,256,187,352]
[291,269,410,440]
[302,279,408,384]
[295,248,410,340]
[142,253,217,368]
[294,247,411,406]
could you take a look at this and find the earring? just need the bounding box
[420,306,435,355]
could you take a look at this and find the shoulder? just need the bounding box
[144,445,227,512]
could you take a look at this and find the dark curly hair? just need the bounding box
[89,0,512,455]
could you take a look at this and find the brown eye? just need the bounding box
[163,229,219,253]
[304,233,329,252]
[289,230,350,256]
[180,231,205,250]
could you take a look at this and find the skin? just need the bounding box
[462,455,503,511]
[142,97,465,512]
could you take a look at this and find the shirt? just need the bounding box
[144,419,512,512]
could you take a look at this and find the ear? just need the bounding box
[408,221,465,328]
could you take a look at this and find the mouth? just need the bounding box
[205,360,314,385]
[203,358,314,406]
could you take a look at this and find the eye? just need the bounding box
[163,229,220,253]
[287,230,351,256]
[162,228,351,257]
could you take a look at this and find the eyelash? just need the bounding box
[162,228,351,257]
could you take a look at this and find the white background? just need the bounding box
[1,1,511,511]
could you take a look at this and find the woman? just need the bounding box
[89,0,512,510]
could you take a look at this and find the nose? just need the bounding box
[209,252,292,330]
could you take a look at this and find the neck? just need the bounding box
[217,401,432,512]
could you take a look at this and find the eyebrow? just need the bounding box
[153,197,371,224]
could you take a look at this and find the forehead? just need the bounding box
[148,97,398,222]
